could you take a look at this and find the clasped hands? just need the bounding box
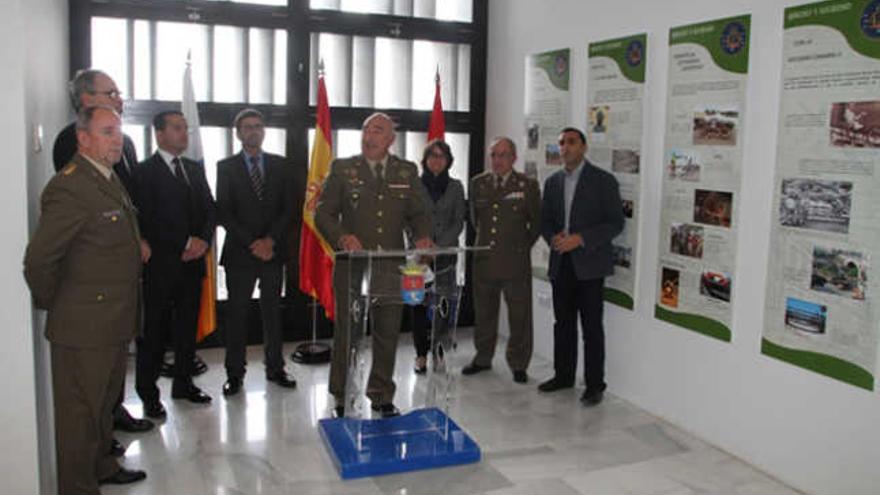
[551,231,584,253]
[181,237,210,262]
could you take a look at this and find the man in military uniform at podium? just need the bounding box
[316,112,432,418]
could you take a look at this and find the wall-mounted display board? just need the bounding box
[762,0,880,390]
[523,48,572,280]
[586,34,648,310]
[654,15,751,342]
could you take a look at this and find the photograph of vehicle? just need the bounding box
[700,271,731,302]
[779,178,851,234]
[693,105,738,145]
[784,297,827,334]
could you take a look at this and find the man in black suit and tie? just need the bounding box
[133,111,216,417]
[537,127,624,406]
[51,69,154,446]
[216,108,297,397]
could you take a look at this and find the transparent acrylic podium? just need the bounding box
[318,247,482,479]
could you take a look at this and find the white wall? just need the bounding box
[0,0,69,494]
[486,1,880,495]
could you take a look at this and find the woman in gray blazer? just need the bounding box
[411,139,466,373]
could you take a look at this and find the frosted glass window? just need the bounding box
[435,0,472,22]
[310,35,469,111]
[412,40,457,111]
[123,125,146,162]
[213,26,245,103]
[248,28,274,104]
[207,0,287,5]
[155,22,210,101]
[273,30,288,105]
[336,129,361,159]
[90,17,129,97]
[310,33,352,107]
[374,37,411,109]
[339,0,392,14]
[133,20,152,100]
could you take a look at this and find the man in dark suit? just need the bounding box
[25,106,148,493]
[216,108,297,396]
[134,111,216,417]
[50,69,153,441]
[537,127,624,406]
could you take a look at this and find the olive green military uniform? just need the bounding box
[24,154,142,495]
[315,154,430,405]
[469,170,541,372]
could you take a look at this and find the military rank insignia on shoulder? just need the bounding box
[62,164,78,176]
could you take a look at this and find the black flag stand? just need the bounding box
[291,298,332,364]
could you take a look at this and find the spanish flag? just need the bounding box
[299,71,336,320]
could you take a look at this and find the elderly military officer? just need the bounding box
[315,112,432,418]
[25,106,149,494]
[463,137,541,384]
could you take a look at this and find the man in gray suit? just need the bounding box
[316,112,432,417]
[537,127,624,406]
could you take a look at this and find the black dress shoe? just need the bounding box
[461,363,491,375]
[370,403,400,418]
[266,371,297,389]
[222,377,243,397]
[109,438,126,457]
[143,400,166,420]
[192,354,208,376]
[114,415,154,433]
[99,467,146,486]
[172,384,212,404]
[513,370,528,384]
[580,390,604,406]
[537,377,574,392]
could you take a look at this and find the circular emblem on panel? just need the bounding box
[861,0,880,39]
[626,39,644,67]
[720,22,747,55]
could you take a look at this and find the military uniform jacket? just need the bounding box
[24,154,142,348]
[470,170,541,278]
[315,154,430,252]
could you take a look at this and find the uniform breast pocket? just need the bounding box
[388,184,411,200]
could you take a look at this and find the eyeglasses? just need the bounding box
[91,89,122,99]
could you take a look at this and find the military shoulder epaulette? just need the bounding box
[62,164,78,176]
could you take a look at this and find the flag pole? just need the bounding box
[291,58,332,365]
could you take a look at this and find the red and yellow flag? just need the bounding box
[299,73,336,320]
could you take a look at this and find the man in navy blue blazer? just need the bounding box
[537,127,624,406]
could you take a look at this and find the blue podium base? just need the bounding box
[318,407,481,479]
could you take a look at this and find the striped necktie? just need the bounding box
[249,155,264,200]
